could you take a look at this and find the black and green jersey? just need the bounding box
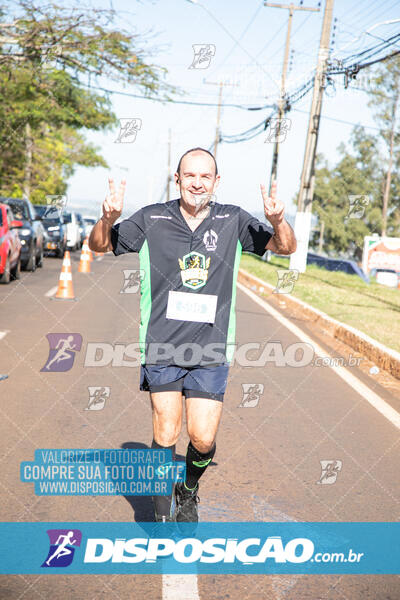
[111,198,273,366]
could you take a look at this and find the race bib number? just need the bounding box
[166,291,217,323]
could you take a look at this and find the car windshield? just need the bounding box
[7,201,28,220]
[33,205,47,218]
[63,213,72,223]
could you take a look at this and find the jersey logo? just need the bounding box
[178,252,210,290]
[203,229,218,251]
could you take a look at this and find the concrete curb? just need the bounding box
[238,268,400,381]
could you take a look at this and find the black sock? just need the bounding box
[151,439,175,517]
[184,441,216,490]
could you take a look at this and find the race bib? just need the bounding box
[166,291,217,323]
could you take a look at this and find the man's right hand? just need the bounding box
[102,177,126,225]
[88,177,126,252]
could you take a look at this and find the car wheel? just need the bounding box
[10,256,21,280]
[0,255,11,284]
[37,246,44,268]
[26,248,36,272]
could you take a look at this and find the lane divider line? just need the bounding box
[163,574,199,600]
[237,281,400,431]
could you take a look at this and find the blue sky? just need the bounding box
[66,0,400,219]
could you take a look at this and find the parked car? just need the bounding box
[0,197,44,271]
[63,211,81,251]
[83,216,97,238]
[75,212,86,247]
[33,204,49,220]
[0,203,22,283]
[33,205,67,258]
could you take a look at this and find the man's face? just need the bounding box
[174,151,220,210]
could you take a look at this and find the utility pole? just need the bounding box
[214,82,223,159]
[264,2,320,195]
[203,80,239,159]
[166,128,171,203]
[318,219,325,253]
[290,0,335,273]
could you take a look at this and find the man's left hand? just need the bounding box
[260,181,285,226]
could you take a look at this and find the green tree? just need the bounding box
[366,56,400,236]
[0,1,175,200]
[311,125,398,261]
[6,123,108,203]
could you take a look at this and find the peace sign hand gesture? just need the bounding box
[260,181,285,226]
[102,177,126,225]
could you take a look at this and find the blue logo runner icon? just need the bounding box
[41,529,82,568]
[41,333,82,372]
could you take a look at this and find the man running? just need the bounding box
[89,147,296,523]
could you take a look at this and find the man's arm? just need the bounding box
[89,216,115,253]
[261,182,297,255]
[265,219,296,255]
[89,177,126,252]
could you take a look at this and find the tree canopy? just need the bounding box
[312,57,400,260]
[0,1,175,202]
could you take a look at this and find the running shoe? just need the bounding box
[174,481,200,523]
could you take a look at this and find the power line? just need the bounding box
[79,83,276,111]
[337,0,397,33]
[328,46,400,83]
[206,1,264,78]
[267,10,316,63]
[292,107,394,131]
[342,31,400,64]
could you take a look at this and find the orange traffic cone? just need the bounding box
[78,240,91,273]
[53,251,75,300]
[84,237,93,262]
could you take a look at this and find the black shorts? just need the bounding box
[140,364,230,402]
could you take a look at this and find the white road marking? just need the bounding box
[237,282,400,431]
[44,286,58,297]
[163,574,199,600]
[0,331,9,340]
[96,256,103,262]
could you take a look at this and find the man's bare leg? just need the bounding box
[150,390,183,447]
[185,396,223,453]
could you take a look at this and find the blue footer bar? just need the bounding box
[0,522,398,574]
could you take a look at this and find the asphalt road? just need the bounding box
[0,252,399,599]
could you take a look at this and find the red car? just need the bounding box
[0,203,22,283]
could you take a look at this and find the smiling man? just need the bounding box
[89,147,296,523]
